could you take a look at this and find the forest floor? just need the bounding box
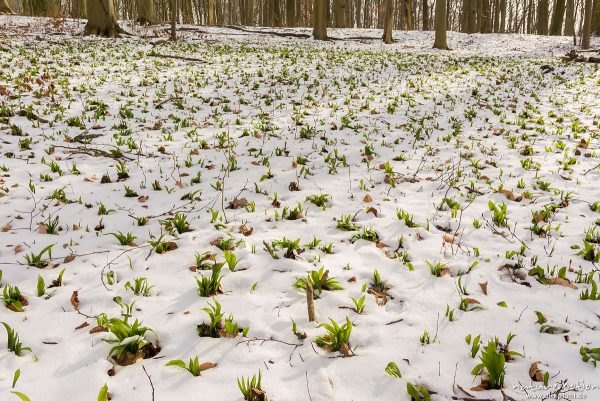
[0,15,600,401]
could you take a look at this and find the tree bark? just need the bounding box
[564,0,575,35]
[137,0,155,25]
[499,0,506,32]
[422,0,430,29]
[71,0,86,18]
[537,0,549,35]
[273,0,282,26]
[171,0,178,40]
[434,0,448,48]
[550,0,566,35]
[286,0,296,26]
[405,0,414,29]
[85,0,120,37]
[0,0,14,14]
[383,0,394,43]
[182,0,194,24]
[313,0,328,39]
[593,0,600,35]
[582,0,593,48]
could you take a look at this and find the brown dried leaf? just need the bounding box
[75,322,90,330]
[363,194,373,203]
[38,222,48,234]
[228,197,248,209]
[1,222,11,232]
[479,282,488,295]
[547,277,577,289]
[64,254,76,263]
[89,326,108,334]
[198,362,218,371]
[70,291,79,309]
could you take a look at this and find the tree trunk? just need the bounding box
[0,0,14,13]
[71,0,86,18]
[383,0,394,43]
[405,0,414,29]
[582,0,593,48]
[208,0,216,24]
[85,0,120,37]
[138,0,155,25]
[592,0,600,35]
[537,0,549,35]
[171,0,178,40]
[467,0,477,32]
[23,0,60,16]
[422,0,430,29]
[434,0,448,48]
[273,0,282,26]
[499,0,506,32]
[550,0,566,35]
[182,0,194,23]
[313,0,328,39]
[286,0,296,26]
[564,0,575,35]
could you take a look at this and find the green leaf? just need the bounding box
[37,275,45,297]
[165,359,187,369]
[11,392,31,401]
[97,383,108,401]
[12,369,20,388]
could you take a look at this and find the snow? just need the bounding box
[0,15,599,401]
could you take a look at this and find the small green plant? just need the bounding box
[350,295,366,314]
[465,334,481,358]
[24,244,54,268]
[488,201,508,227]
[426,260,448,277]
[195,265,224,297]
[397,208,418,228]
[2,323,33,356]
[97,383,109,401]
[580,279,600,300]
[237,370,267,401]
[406,382,431,401]
[315,316,352,354]
[104,316,157,363]
[223,250,239,272]
[2,285,25,312]
[471,342,506,389]
[575,241,600,263]
[336,214,358,231]
[198,299,224,338]
[293,268,342,298]
[385,361,402,378]
[170,213,191,234]
[351,226,379,243]
[108,231,137,246]
[124,277,154,296]
[306,193,330,208]
[166,355,205,377]
[580,346,600,367]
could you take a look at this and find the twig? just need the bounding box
[142,365,155,401]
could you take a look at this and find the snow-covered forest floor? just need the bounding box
[0,16,599,401]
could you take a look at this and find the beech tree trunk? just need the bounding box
[537,0,549,35]
[593,0,600,35]
[182,0,193,24]
[422,0,430,29]
[383,0,393,43]
[582,0,593,48]
[273,0,282,26]
[286,0,296,26]
[85,0,120,37]
[434,0,448,48]
[499,0,506,32]
[170,0,178,40]
[137,0,155,24]
[71,0,86,18]
[313,0,328,39]
[564,0,575,35]
[550,0,566,35]
[0,0,14,14]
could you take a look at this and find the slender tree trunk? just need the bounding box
[405,0,414,29]
[550,0,566,35]
[564,0,575,34]
[0,0,13,14]
[592,0,600,35]
[286,0,296,26]
[537,0,549,34]
[499,0,506,32]
[422,0,430,29]
[182,0,194,23]
[383,0,394,43]
[273,0,282,26]
[208,0,215,24]
[467,0,477,32]
[71,0,86,18]
[138,0,155,24]
[313,0,328,39]
[171,0,178,40]
[582,0,593,48]
[85,0,120,37]
[434,0,449,48]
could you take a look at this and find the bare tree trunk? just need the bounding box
[537,0,549,34]
[564,0,575,34]
[593,0,600,35]
[422,0,430,29]
[434,0,448,48]
[383,0,394,43]
[499,0,506,32]
[0,0,14,13]
[550,0,566,35]
[286,0,296,26]
[582,0,593,48]
[313,0,328,39]
[208,0,215,24]
[182,0,194,23]
[138,0,155,24]
[85,0,120,37]
[71,0,87,19]
[405,0,414,29]
[273,0,282,26]
[171,0,178,40]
